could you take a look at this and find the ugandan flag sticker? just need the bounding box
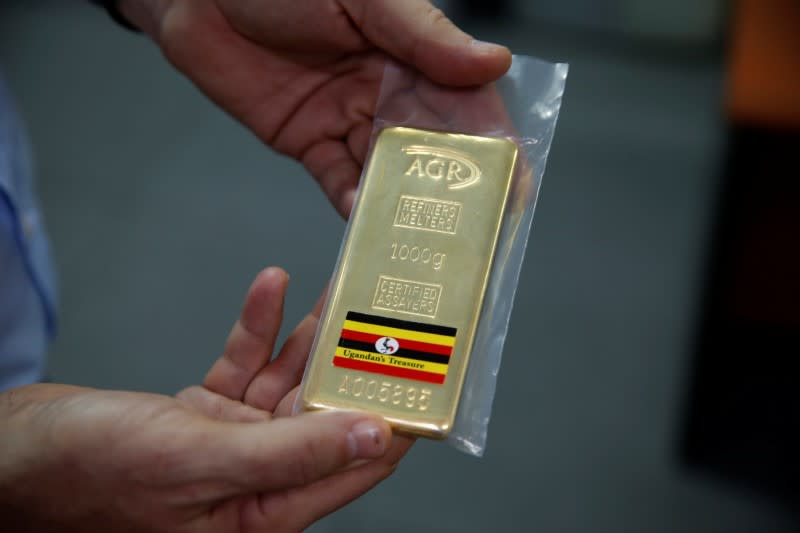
[333,311,456,385]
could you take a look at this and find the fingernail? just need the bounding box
[471,39,507,54]
[347,420,387,459]
[262,266,286,281]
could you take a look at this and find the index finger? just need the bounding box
[204,267,289,401]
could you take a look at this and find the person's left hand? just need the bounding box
[181,266,415,528]
[0,267,413,532]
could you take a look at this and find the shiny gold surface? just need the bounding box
[301,127,518,438]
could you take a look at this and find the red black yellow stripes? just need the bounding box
[333,311,457,384]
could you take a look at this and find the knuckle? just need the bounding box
[175,385,200,402]
[386,461,400,476]
[423,6,448,28]
[158,2,210,67]
[288,439,323,486]
[285,426,352,486]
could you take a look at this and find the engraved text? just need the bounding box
[402,145,481,189]
[372,275,442,318]
[393,195,461,235]
[390,242,446,271]
[337,373,432,411]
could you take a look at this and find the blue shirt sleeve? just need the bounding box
[0,71,58,391]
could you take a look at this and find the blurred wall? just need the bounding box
[521,0,725,44]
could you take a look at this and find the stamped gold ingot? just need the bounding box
[301,127,518,438]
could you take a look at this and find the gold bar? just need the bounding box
[301,127,518,438]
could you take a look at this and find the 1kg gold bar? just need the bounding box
[301,127,518,438]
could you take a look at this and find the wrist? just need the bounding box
[0,385,96,530]
[0,387,38,525]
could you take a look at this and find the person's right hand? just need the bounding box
[118,0,512,217]
[0,267,413,533]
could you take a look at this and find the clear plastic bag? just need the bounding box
[297,55,568,456]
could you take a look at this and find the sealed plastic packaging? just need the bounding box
[296,55,568,456]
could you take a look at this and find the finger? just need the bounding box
[242,312,319,411]
[307,118,374,220]
[276,54,384,219]
[273,385,301,418]
[341,0,512,86]
[413,75,516,134]
[204,267,289,401]
[343,119,374,169]
[302,140,361,219]
[176,385,270,423]
[243,434,415,531]
[243,285,329,411]
[213,411,391,491]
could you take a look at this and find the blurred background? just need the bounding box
[1,0,798,531]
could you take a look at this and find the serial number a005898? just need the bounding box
[337,373,432,411]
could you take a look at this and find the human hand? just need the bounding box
[0,267,413,532]
[118,0,512,217]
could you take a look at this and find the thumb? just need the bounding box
[341,0,512,86]
[211,411,392,492]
